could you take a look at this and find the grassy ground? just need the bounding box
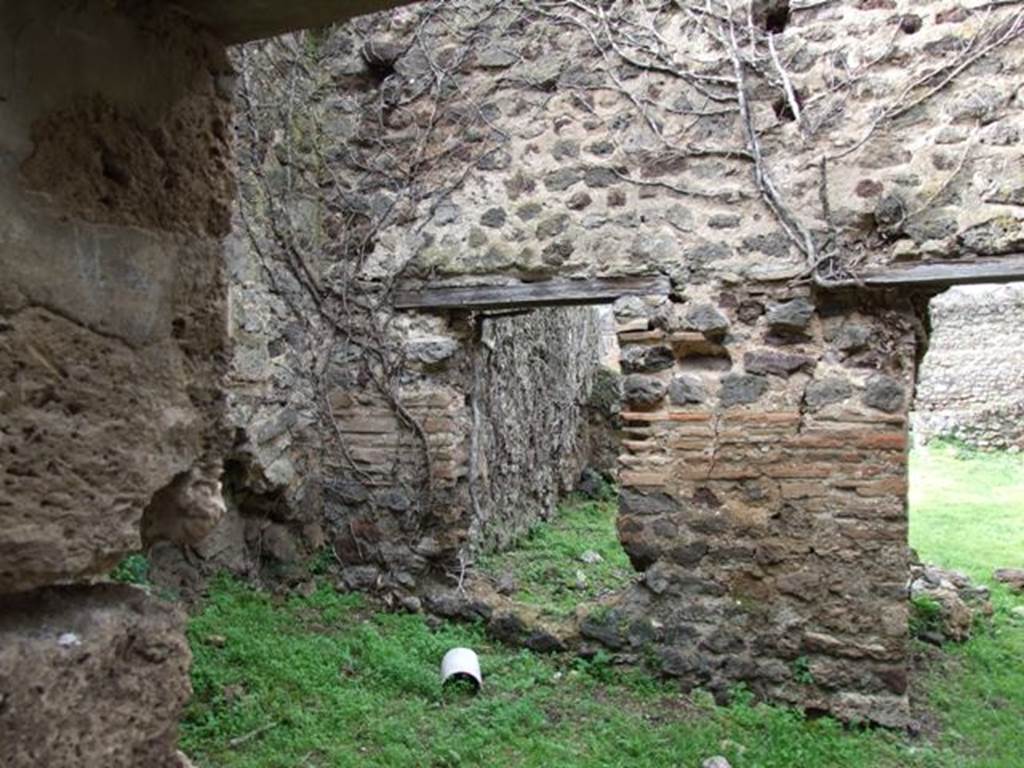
[475,495,634,616]
[179,445,1024,767]
[907,442,1024,768]
[909,441,1024,581]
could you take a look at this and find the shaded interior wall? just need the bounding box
[913,284,1024,450]
[0,1,233,764]
[223,260,604,590]
[467,307,602,552]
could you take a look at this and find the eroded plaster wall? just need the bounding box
[0,1,234,763]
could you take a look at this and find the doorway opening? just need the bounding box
[908,283,1024,644]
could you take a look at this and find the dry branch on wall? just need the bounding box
[232,0,1024,524]
[233,12,520,523]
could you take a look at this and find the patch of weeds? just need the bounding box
[571,649,617,684]
[110,553,149,585]
[792,655,814,685]
[910,595,943,639]
[306,547,336,576]
[182,575,1010,768]
[175,447,1024,768]
[476,495,634,616]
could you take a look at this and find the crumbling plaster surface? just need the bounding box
[0,0,233,593]
[0,1,233,763]
[0,584,192,768]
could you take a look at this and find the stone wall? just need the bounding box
[913,284,1024,450]
[191,0,1024,728]
[224,231,605,588]
[608,286,916,725]
[206,0,1024,725]
[466,308,601,553]
[345,0,1024,286]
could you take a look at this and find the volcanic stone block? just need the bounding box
[744,350,815,377]
[668,374,707,404]
[804,377,853,410]
[766,298,814,333]
[621,345,676,373]
[684,303,730,338]
[623,374,667,406]
[719,373,769,406]
[0,585,191,768]
[863,375,905,413]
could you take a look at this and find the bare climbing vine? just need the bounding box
[232,11,513,551]
[232,0,1024,571]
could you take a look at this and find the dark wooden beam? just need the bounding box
[168,0,420,44]
[393,276,671,311]
[854,256,1024,289]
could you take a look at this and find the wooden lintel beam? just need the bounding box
[855,256,1024,289]
[393,276,671,311]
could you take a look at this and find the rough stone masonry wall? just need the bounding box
[605,285,917,726]
[220,0,1024,725]
[215,13,607,592]
[225,211,604,588]
[913,283,1024,450]
[0,1,235,763]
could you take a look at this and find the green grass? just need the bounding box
[909,441,1024,581]
[181,577,922,768]
[180,446,1024,767]
[908,442,1024,768]
[475,495,634,616]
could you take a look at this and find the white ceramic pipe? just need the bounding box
[440,647,482,689]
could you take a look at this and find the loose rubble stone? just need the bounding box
[909,562,992,642]
[993,568,1024,592]
[496,572,518,596]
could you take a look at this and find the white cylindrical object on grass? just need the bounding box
[440,647,482,689]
